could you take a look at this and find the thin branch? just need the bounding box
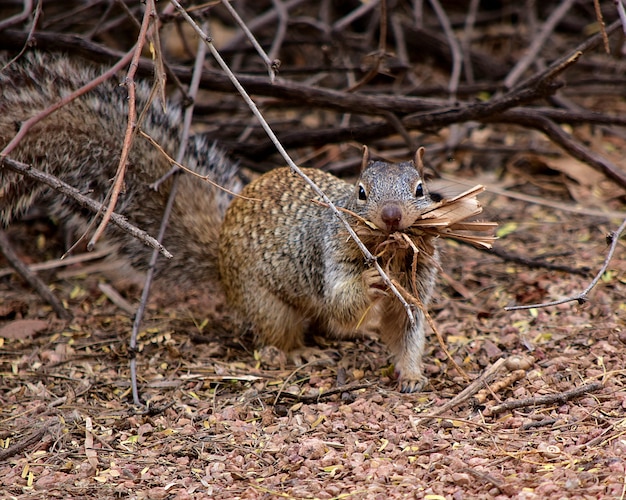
[505,218,626,311]
[488,109,626,188]
[504,0,577,88]
[88,0,156,251]
[332,0,381,32]
[0,423,53,462]
[268,0,288,66]
[345,0,388,92]
[0,157,172,258]
[616,0,626,35]
[129,16,210,407]
[0,229,72,320]
[593,0,610,53]
[0,0,33,30]
[461,0,480,85]
[511,18,622,93]
[0,248,111,279]
[221,0,280,81]
[428,0,462,98]
[221,0,309,52]
[483,381,603,417]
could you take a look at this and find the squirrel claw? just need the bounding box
[396,370,428,393]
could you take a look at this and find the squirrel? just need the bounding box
[1,52,439,392]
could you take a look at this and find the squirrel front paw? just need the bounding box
[362,267,388,300]
[395,361,428,393]
[397,372,428,393]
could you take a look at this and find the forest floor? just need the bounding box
[2,1,626,499]
[1,149,625,499]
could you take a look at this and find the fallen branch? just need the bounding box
[417,355,534,421]
[0,229,71,320]
[483,381,603,417]
[0,424,53,462]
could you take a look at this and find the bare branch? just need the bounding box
[0,229,71,320]
[505,218,626,311]
[0,157,172,259]
[88,0,157,251]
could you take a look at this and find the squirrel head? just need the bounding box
[355,147,434,233]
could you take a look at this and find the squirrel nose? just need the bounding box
[381,203,403,232]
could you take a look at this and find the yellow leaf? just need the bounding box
[378,438,389,452]
[310,415,326,429]
[496,222,518,238]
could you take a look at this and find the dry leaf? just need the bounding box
[0,319,49,339]
[85,417,98,470]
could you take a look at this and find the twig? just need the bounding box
[417,356,527,421]
[332,0,381,32]
[98,283,136,315]
[0,157,172,259]
[220,0,280,81]
[140,130,254,200]
[489,109,626,189]
[616,0,626,35]
[0,248,111,278]
[429,0,462,98]
[273,381,375,404]
[0,0,33,31]
[504,0,577,88]
[267,0,287,64]
[171,0,418,327]
[593,0,610,53]
[428,0,464,150]
[345,0,388,92]
[221,0,309,52]
[511,18,622,93]
[483,381,603,417]
[0,425,52,462]
[461,0,480,85]
[488,245,590,276]
[0,229,72,320]
[128,15,209,407]
[88,0,155,251]
[505,218,626,311]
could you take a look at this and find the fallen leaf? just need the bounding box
[0,319,49,339]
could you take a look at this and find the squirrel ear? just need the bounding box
[361,145,370,172]
[413,147,425,178]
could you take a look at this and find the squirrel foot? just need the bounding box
[394,355,428,393]
[362,267,389,301]
[397,372,428,393]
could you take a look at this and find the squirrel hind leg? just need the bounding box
[378,304,428,393]
[248,297,308,353]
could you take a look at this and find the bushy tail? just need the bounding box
[0,51,241,286]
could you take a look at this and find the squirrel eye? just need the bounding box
[358,184,367,200]
[415,181,424,198]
